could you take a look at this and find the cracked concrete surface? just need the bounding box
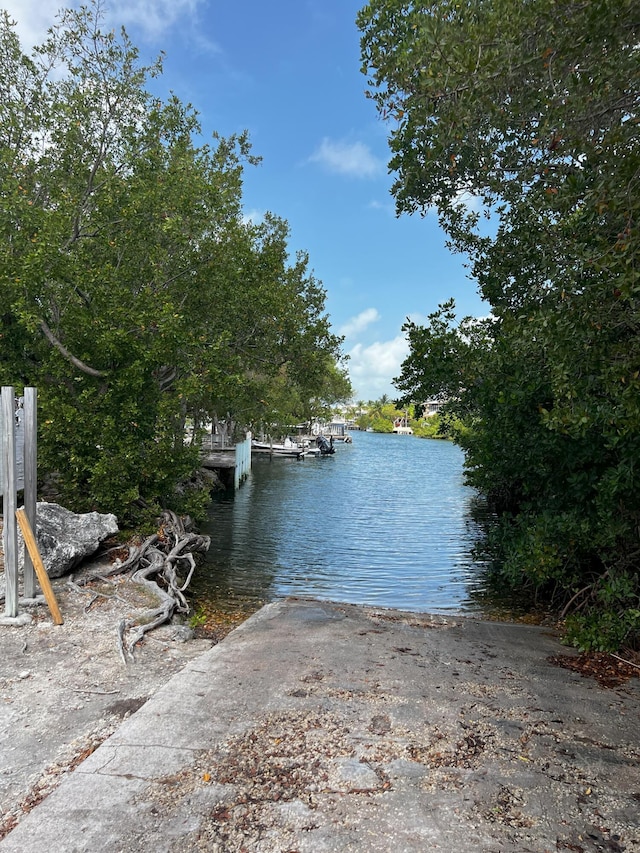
[1,598,638,852]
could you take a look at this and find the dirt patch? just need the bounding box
[0,553,243,840]
[548,651,640,688]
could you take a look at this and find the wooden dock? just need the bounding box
[200,432,251,490]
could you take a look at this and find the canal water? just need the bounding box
[193,431,489,615]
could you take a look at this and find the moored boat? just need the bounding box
[251,437,319,459]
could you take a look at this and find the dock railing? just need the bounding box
[200,430,251,490]
[201,433,229,450]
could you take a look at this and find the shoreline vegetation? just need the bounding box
[2,0,637,660]
[358,0,640,654]
[344,398,449,439]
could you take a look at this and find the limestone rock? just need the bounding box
[23,502,119,578]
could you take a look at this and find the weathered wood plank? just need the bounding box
[16,508,63,625]
[22,388,37,598]
[2,387,18,617]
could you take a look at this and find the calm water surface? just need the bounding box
[194,431,488,614]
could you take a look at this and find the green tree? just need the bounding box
[359,0,640,648]
[0,4,346,524]
[357,395,407,432]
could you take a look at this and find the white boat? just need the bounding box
[251,438,311,459]
[393,413,413,435]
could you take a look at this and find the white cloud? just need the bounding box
[424,187,484,218]
[242,208,265,225]
[368,198,396,215]
[338,308,380,339]
[3,0,204,47]
[347,335,409,402]
[453,187,483,213]
[3,0,60,47]
[109,0,203,42]
[309,138,383,179]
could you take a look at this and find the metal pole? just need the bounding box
[23,388,37,599]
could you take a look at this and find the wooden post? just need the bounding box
[23,387,37,599]
[15,508,63,625]
[2,387,18,617]
[233,431,251,489]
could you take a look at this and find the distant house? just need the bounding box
[423,398,445,417]
[311,416,352,441]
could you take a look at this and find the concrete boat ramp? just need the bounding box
[1,598,638,852]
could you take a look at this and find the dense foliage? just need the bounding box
[349,396,445,436]
[0,5,349,524]
[358,0,640,648]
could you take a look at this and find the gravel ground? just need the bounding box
[0,554,220,839]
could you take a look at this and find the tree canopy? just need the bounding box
[358,0,640,648]
[0,4,349,524]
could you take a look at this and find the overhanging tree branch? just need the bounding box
[39,318,107,377]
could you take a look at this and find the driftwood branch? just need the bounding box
[77,511,210,663]
[117,511,210,662]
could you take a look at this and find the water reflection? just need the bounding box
[192,431,489,614]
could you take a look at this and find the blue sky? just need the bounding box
[7,0,487,401]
